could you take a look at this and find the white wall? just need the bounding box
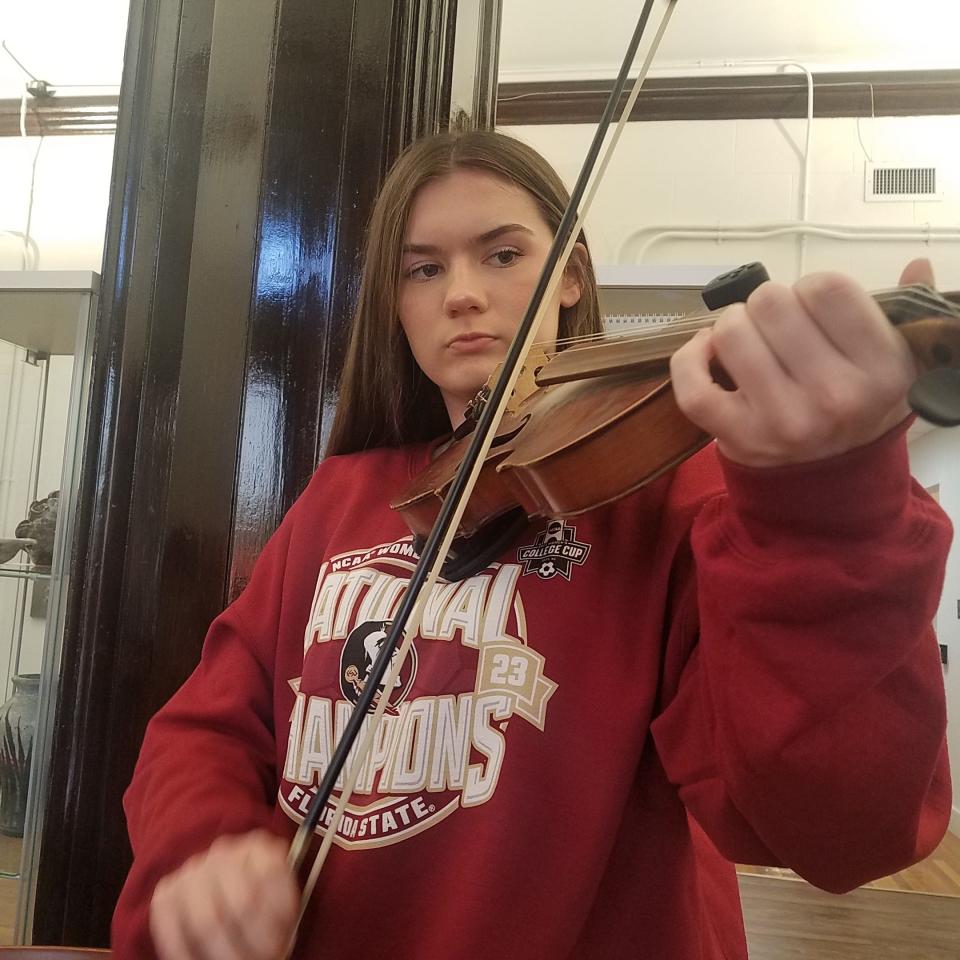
[506,115,960,290]
[499,0,960,81]
[909,429,960,833]
[0,134,115,272]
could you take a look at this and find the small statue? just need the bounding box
[8,491,59,569]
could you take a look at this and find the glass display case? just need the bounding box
[596,264,735,329]
[0,271,97,942]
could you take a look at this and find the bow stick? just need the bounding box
[284,0,681,945]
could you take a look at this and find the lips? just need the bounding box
[447,333,498,353]
[448,332,496,346]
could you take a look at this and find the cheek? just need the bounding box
[397,290,423,343]
[398,292,439,373]
[540,307,560,349]
[535,285,563,339]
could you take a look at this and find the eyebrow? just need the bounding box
[402,222,535,256]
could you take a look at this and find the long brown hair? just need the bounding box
[325,130,602,456]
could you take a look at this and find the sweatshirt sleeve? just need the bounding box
[651,419,953,894]
[111,509,296,958]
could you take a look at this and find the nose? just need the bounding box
[443,262,487,317]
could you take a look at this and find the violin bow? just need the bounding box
[283,0,681,947]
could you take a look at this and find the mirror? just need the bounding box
[496,2,959,957]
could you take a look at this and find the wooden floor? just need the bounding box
[739,874,960,960]
[0,834,20,944]
[0,876,15,944]
[0,834,956,951]
[738,829,960,897]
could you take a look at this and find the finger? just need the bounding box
[177,877,247,960]
[217,848,298,958]
[153,877,230,960]
[792,271,904,373]
[670,327,751,439]
[152,918,198,960]
[210,871,269,960]
[152,881,202,960]
[739,281,854,390]
[898,257,935,287]
[706,300,817,420]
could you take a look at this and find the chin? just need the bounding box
[448,363,497,390]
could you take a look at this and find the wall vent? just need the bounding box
[865,164,940,202]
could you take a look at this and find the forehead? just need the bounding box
[404,169,550,240]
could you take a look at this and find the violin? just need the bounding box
[391,263,960,579]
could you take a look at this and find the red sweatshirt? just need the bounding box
[113,420,952,959]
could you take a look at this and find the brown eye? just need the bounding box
[487,247,522,267]
[409,262,441,280]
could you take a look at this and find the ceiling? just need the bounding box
[0,0,128,100]
[498,0,960,80]
[1,0,957,102]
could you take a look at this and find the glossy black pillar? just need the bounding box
[32,0,457,945]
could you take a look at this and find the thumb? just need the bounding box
[898,257,936,287]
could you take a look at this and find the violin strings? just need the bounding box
[514,286,960,391]
[540,285,960,356]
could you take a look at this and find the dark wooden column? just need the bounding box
[32,0,462,945]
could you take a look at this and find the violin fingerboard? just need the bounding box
[874,284,960,326]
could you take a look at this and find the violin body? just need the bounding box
[392,413,524,539]
[500,372,707,519]
[391,282,960,550]
[392,371,706,539]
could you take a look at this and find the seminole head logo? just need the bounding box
[339,620,417,716]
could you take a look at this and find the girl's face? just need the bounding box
[398,169,582,428]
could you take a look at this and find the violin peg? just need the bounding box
[701,262,770,310]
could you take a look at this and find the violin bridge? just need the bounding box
[483,343,553,417]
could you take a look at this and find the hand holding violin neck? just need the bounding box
[538,283,960,425]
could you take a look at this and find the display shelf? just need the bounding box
[0,569,51,583]
[0,272,99,355]
[0,271,98,942]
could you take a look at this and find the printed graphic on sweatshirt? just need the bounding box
[278,533,565,849]
[339,620,417,716]
[517,519,591,581]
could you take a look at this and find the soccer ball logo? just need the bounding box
[518,519,591,582]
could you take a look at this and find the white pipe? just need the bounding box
[698,59,814,274]
[786,62,813,275]
[619,221,960,265]
[0,232,39,271]
[627,220,960,239]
